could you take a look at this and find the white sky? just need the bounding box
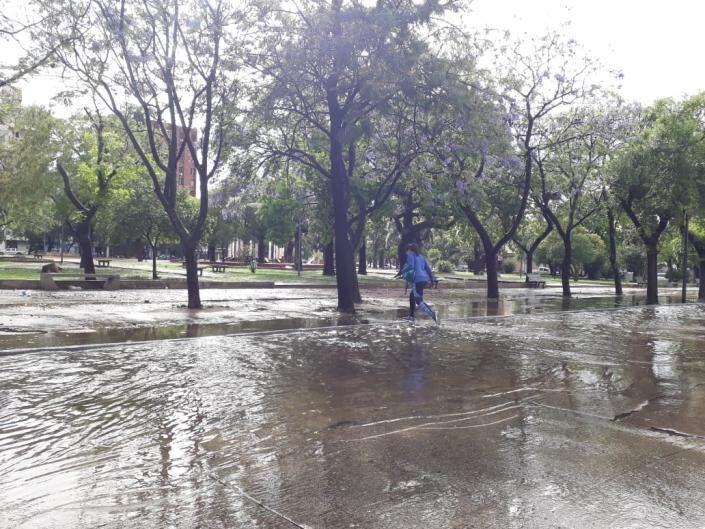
[467,0,705,103]
[11,0,705,108]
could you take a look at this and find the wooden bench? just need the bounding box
[526,273,546,288]
[33,253,44,260]
[211,264,227,273]
[40,272,121,291]
[97,259,111,268]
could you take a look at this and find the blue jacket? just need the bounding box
[402,253,434,284]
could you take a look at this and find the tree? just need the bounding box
[430,31,601,299]
[686,219,705,300]
[0,2,67,87]
[534,108,611,296]
[512,204,553,275]
[610,95,705,304]
[252,0,450,312]
[55,109,129,274]
[109,176,177,279]
[40,0,250,308]
[0,104,59,238]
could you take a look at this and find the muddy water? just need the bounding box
[1,303,705,528]
[0,288,695,351]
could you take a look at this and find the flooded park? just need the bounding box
[2,287,705,528]
[3,0,705,526]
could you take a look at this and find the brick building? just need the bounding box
[176,127,198,196]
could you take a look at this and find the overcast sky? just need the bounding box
[12,0,705,109]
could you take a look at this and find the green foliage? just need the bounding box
[536,229,608,278]
[502,258,517,274]
[435,260,455,273]
[0,105,60,236]
[610,95,705,242]
[622,246,646,275]
[426,248,441,265]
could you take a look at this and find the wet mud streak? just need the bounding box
[328,420,360,429]
[649,427,705,440]
[612,395,663,421]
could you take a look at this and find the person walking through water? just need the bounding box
[395,244,439,324]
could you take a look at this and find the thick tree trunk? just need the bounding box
[184,245,202,309]
[525,252,534,275]
[207,242,216,262]
[607,207,623,295]
[76,219,95,274]
[378,249,385,269]
[561,235,572,297]
[485,249,499,299]
[323,241,335,276]
[257,234,267,263]
[646,243,659,305]
[699,258,705,301]
[358,243,367,275]
[330,173,355,311]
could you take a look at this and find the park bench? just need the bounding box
[525,273,546,288]
[210,263,227,273]
[33,253,44,260]
[180,262,206,276]
[40,272,121,291]
[97,258,111,267]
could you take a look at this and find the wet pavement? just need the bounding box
[1,288,705,528]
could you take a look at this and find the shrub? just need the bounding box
[502,259,516,274]
[435,260,455,273]
[426,248,441,265]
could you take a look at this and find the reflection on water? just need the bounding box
[1,303,705,528]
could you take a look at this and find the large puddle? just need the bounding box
[1,301,705,527]
[0,290,697,352]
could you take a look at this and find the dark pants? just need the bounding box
[409,281,426,317]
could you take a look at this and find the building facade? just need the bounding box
[176,127,198,197]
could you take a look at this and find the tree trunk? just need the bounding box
[294,227,302,271]
[328,109,356,312]
[351,258,362,304]
[207,242,216,262]
[358,242,367,275]
[485,248,499,299]
[699,257,705,301]
[184,245,202,309]
[257,234,267,263]
[607,206,623,295]
[561,235,572,297]
[525,252,534,275]
[323,241,335,276]
[151,242,158,280]
[472,240,484,275]
[646,243,659,305]
[76,219,95,274]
